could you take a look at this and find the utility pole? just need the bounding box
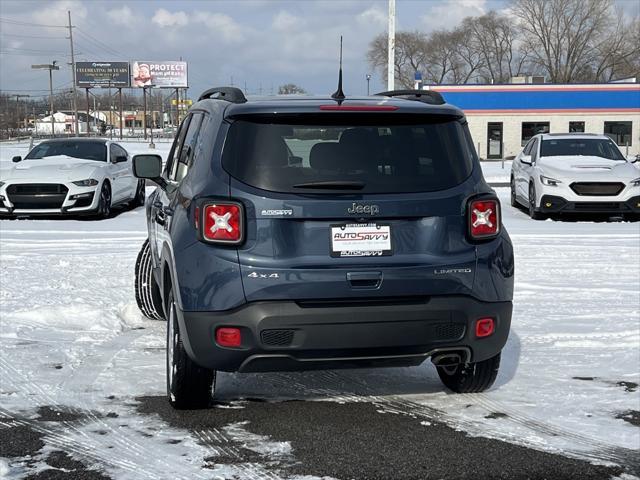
[32,62,59,137]
[67,11,78,135]
[366,74,371,96]
[387,0,395,91]
[14,94,29,130]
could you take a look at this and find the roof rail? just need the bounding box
[198,87,247,104]
[375,89,445,106]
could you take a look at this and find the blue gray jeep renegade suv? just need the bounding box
[133,87,514,409]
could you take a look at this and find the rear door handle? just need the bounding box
[347,271,382,289]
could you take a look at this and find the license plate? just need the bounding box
[330,223,392,257]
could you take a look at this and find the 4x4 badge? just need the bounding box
[247,272,280,279]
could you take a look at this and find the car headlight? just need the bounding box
[540,175,561,186]
[631,178,640,187]
[72,179,99,187]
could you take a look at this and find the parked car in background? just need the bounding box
[0,138,145,218]
[510,133,640,220]
[133,87,514,409]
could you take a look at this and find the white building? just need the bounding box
[34,111,103,135]
[426,83,640,159]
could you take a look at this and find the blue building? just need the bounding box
[427,83,640,159]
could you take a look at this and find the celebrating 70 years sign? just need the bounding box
[75,62,130,88]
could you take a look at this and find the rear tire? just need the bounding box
[134,240,164,320]
[166,290,215,409]
[436,352,501,393]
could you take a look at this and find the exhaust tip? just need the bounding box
[431,352,463,367]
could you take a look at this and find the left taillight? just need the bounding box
[200,202,244,244]
[468,197,500,240]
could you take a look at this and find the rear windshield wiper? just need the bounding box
[292,180,366,190]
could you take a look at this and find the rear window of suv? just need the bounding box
[222,114,474,194]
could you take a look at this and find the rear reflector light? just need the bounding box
[202,202,243,244]
[475,318,495,338]
[469,198,500,239]
[216,327,242,347]
[319,105,399,111]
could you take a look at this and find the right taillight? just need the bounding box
[201,202,244,244]
[468,198,500,240]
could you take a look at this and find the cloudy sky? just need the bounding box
[1,0,638,99]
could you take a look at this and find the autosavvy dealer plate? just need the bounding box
[330,223,392,257]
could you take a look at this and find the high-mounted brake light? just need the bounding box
[202,202,243,244]
[319,105,399,111]
[468,198,500,240]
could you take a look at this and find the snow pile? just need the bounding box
[6,303,145,333]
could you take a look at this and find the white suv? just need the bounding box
[510,133,640,219]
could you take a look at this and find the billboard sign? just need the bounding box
[131,61,188,88]
[76,62,130,88]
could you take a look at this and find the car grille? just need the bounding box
[570,182,625,196]
[573,202,622,211]
[6,183,68,209]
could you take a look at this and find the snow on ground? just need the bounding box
[0,140,639,478]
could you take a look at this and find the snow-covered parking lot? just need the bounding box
[0,141,639,479]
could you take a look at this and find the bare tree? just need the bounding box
[511,0,615,83]
[367,31,429,89]
[449,25,485,84]
[591,13,640,82]
[461,12,530,84]
[278,84,307,95]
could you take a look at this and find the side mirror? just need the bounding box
[12,156,22,163]
[520,154,532,165]
[133,154,162,178]
[627,154,639,163]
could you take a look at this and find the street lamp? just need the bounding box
[366,74,372,96]
[32,61,59,137]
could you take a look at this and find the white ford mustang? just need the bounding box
[510,133,640,219]
[0,138,145,218]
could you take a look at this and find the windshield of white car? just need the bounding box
[25,141,107,162]
[540,139,625,161]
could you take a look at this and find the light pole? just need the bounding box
[387,0,395,91]
[14,94,29,132]
[32,61,59,136]
[143,84,156,148]
[366,74,372,96]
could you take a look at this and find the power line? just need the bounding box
[0,17,67,28]
[0,33,66,39]
[1,47,69,54]
[74,27,121,57]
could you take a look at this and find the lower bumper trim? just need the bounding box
[540,194,640,214]
[177,296,512,372]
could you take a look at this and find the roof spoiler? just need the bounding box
[375,89,445,106]
[198,87,247,104]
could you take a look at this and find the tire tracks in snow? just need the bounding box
[0,342,213,480]
[257,369,639,474]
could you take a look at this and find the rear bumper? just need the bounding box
[177,296,512,372]
[539,194,640,214]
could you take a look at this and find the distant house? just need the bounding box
[35,111,104,135]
